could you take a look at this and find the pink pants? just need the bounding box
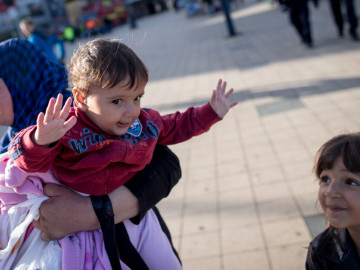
[121,209,182,270]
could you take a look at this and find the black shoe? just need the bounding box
[305,42,314,48]
[350,32,359,41]
[338,29,344,38]
[302,40,313,48]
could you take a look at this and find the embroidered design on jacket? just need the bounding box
[67,121,160,153]
[126,119,142,137]
[68,131,106,154]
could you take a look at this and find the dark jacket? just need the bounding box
[306,227,360,269]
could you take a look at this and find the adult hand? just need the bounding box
[210,79,238,118]
[33,183,140,241]
[33,184,98,241]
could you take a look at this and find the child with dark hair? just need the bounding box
[306,132,360,269]
[10,38,237,269]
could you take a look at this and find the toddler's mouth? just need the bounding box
[117,122,130,128]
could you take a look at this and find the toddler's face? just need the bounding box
[318,157,360,232]
[82,80,145,136]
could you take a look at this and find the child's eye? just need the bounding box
[134,96,142,102]
[320,176,331,184]
[346,179,359,186]
[112,99,122,105]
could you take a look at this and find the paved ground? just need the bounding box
[64,1,358,269]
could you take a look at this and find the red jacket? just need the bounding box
[10,103,221,195]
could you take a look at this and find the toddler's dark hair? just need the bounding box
[70,38,148,95]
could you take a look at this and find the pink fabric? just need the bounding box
[0,153,112,270]
[0,153,183,269]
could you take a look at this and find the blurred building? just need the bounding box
[0,0,68,41]
[0,0,168,42]
[68,0,168,29]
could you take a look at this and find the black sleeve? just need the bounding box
[124,145,182,224]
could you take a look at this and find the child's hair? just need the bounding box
[69,38,148,95]
[314,132,360,178]
[20,17,35,27]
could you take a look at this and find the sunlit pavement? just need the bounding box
[63,1,360,269]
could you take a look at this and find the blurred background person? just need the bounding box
[328,0,358,40]
[19,16,66,65]
[285,0,317,48]
[127,5,138,29]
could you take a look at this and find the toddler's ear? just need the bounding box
[72,88,88,111]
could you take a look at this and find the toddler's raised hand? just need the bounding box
[210,79,238,118]
[34,94,77,146]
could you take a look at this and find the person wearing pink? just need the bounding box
[10,38,237,269]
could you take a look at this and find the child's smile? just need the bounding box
[78,80,145,136]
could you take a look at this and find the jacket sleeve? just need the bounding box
[8,125,60,173]
[124,144,181,224]
[156,102,222,145]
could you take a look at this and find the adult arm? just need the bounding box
[33,144,181,241]
[124,144,181,224]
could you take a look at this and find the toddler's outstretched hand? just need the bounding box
[34,94,77,146]
[210,79,238,118]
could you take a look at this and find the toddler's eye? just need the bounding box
[134,96,142,102]
[112,99,122,105]
[346,179,359,186]
[320,176,330,184]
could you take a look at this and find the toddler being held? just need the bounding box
[10,38,237,269]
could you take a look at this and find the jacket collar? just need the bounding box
[72,107,141,138]
[315,227,358,265]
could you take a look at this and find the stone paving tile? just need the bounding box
[219,176,251,192]
[184,192,218,215]
[220,205,259,229]
[180,230,221,259]
[258,197,301,222]
[182,256,222,270]
[223,249,271,270]
[253,182,292,202]
[249,165,287,185]
[221,225,264,253]
[304,214,326,238]
[183,210,219,234]
[268,242,309,270]
[262,217,312,247]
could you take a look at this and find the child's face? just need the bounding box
[80,80,145,136]
[318,157,360,231]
